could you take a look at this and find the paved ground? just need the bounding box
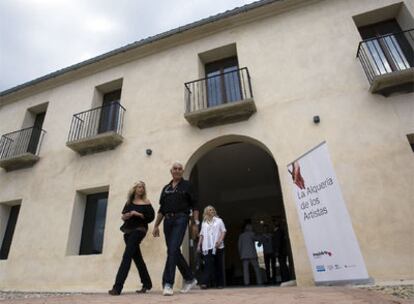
[1,286,413,304]
[362,284,414,300]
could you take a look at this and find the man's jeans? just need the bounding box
[162,214,194,287]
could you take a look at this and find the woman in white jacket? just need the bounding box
[197,205,226,289]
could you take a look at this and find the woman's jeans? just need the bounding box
[162,214,194,287]
[113,229,152,292]
[200,248,225,287]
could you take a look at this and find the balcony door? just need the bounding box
[359,19,414,74]
[205,57,242,108]
[27,112,45,154]
[98,89,121,134]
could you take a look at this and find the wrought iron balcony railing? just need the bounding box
[67,101,126,143]
[357,29,414,90]
[0,126,46,160]
[184,67,253,113]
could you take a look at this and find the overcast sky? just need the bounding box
[0,0,256,92]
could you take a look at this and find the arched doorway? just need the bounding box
[185,135,295,287]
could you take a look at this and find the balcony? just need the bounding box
[66,102,126,155]
[184,67,256,128]
[357,29,414,96]
[0,127,46,171]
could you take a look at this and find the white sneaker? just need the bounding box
[180,279,197,293]
[163,285,174,296]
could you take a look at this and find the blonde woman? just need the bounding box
[109,181,155,295]
[197,205,227,289]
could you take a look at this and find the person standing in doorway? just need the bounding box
[260,224,276,284]
[272,221,290,283]
[152,162,199,296]
[109,181,154,295]
[197,205,227,289]
[238,224,263,286]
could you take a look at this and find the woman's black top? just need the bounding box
[120,203,155,233]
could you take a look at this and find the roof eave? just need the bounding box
[0,0,316,105]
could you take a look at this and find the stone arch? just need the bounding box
[183,134,274,179]
[183,134,295,286]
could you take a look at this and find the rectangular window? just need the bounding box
[358,19,414,75]
[407,134,414,152]
[98,89,121,134]
[0,204,21,260]
[79,192,108,255]
[27,112,46,154]
[205,57,242,107]
[1,105,48,159]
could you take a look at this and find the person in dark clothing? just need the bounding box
[260,224,276,284]
[238,224,262,286]
[272,222,290,283]
[152,162,199,296]
[109,181,155,295]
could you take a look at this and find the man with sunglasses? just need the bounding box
[152,162,199,296]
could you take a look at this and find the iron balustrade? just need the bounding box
[357,29,414,84]
[184,67,253,113]
[0,126,46,159]
[67,102,126,142]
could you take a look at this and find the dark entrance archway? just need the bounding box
[185,136,295,287]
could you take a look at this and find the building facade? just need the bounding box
[0,0,413,291]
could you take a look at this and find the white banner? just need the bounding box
[287,142,370,285]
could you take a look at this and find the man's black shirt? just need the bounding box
[158,179,198,215]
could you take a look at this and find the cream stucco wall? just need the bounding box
[0,0,413,291]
